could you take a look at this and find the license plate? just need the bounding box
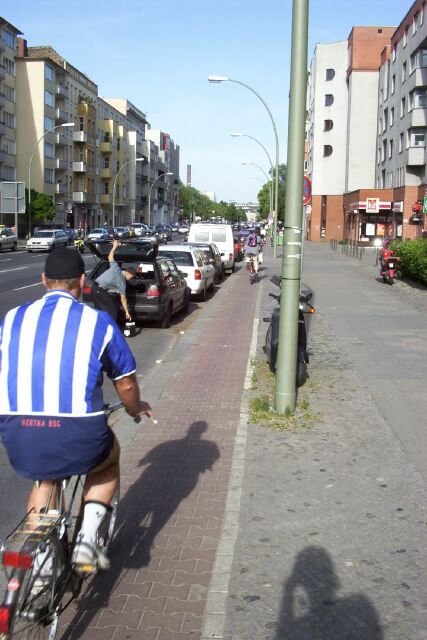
[388,263,394,268]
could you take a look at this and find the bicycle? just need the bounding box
[246,254,258,284]
[0,401,138,640]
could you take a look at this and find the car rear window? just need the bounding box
[194,231,210,242]
[159,251,194,266]
[212,229,226,243]
[34,231,54,238]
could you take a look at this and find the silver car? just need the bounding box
[26,229,68,252]
[0,227,18,252]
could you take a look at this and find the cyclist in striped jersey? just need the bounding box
[0,249,153,568]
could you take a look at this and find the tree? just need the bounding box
[257,163,287,221]
[177,185,246,223]
[26,188,55,223]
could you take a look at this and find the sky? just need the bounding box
[4,0,409,204]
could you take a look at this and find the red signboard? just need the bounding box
[303,176,312,205]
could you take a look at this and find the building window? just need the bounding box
[390,107,394,127]
[3,58,15,76]
[103,183,109,194]
[325,68,335,81]
[392,44,396,62]
[403,25,409,47]
[411,48,427,72]
[400,96,406,117]
[379,117,383,135]
[79,117,84,132]
[409,128,426,147]
[324,119,333,131]
[2,165,16,181]
[383,109,388,131]
[4,84,15,101]
[44,169,54,184]
[44,116,54,131]
[2,29,15,49]
[324,94,334,107]
[413,88,427,108]
[389,139,393,158]
[5,139,16,155]
[382,140,387,161]
[391,74,395,94]
[399,132,404,152]
[45,65,55,81]
[413,12,419,34]
[44,90,54,107]
[323,145,333,157]
[44,142,54,158]
[402,62,407,82]
[420,4,424,25]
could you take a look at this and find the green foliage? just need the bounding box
[177,184,246,223]
[257,163,287,220]
[392,238,427,285]
[26,188,55,222]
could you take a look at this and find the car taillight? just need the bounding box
[229,253,233,260]
[194,269,202,280]
[0,606,10,634]
[147,284,160,297]
[2,551,32,569]
[83,286,92,296]
[137,266,143,273]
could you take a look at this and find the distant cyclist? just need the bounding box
[245,228,262,275]
[0,249,153,568]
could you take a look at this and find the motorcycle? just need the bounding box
[379,242,399,284]
[263,275,315,387]
[74,236,85,253]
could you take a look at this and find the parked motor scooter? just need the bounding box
[379,240,399,285]
[263,275,315,387]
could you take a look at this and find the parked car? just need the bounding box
[187,223,235,273]
[0,227,17,252]
[83,239,191,328]
[178,225,190,235]
[158,244,215,300]
[26,229,68,252]
[171,223,180,232]
[129,223,147,237]
[114,226,130,239]
[183,241,225,284]
[86,228,110,241]
[65,228,78,244]
[143,226,167,244]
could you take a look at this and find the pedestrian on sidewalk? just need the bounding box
[91,239,136,323]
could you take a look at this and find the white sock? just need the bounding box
[78,502,107,547]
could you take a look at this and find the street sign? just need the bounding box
[366,197,380,214]
[0,182,26,214]
[423,196,427,214]
[303,176,312,205]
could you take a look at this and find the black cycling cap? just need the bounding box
[44,249,85,279]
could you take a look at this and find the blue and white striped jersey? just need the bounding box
[0,290,136,417]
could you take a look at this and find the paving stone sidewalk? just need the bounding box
[58,257,261,640]
[222,244,427,640]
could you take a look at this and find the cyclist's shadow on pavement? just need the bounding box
[61,420,220,639]
[274,546,383,639]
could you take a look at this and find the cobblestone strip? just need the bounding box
[201,317,259,640]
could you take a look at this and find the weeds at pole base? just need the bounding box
[249,359,320,430]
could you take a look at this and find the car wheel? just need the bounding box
[182,289,190,314]
[199,283,207,302]
[12,242,17,251]
[160,303,172,329]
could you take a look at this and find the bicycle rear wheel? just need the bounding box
[6,533,66,640]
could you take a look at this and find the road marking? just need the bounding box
[0,259,12,262]
[0,266,28,274]
[13,282,42,291]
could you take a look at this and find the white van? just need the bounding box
[187,224,235,272]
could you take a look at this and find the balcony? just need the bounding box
[73,131,87,143]
[407,146,426,165]
[55,183,67,195]
[73,161,87,173]
[55,108,68,123]
[414,67,427,88]
[100,167,112,179]
[100,194,112,205]
[100,141,113,153]
[55,132,69,146]
[55,158,68,171]
[409,107,427,127]
[56,83,68,99]
[73,191,87,203]
[0,66,6,80]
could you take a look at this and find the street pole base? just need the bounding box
[274,389,296,414]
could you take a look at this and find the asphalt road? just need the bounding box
[0,242,204,542]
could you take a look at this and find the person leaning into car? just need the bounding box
[91,240,136,322]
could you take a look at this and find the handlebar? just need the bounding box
[104,401,154,424]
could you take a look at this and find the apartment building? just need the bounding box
[145,129,179,226]
[104,98,148,224]
[0,18,22,184]
[374,0,427,239]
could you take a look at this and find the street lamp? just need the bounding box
[148,172,173,227]
[112,158,145,228]
[27,122,74,237]
[209,76,280,257]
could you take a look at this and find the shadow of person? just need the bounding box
[60,420,220,639]
[275,546,383,640]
